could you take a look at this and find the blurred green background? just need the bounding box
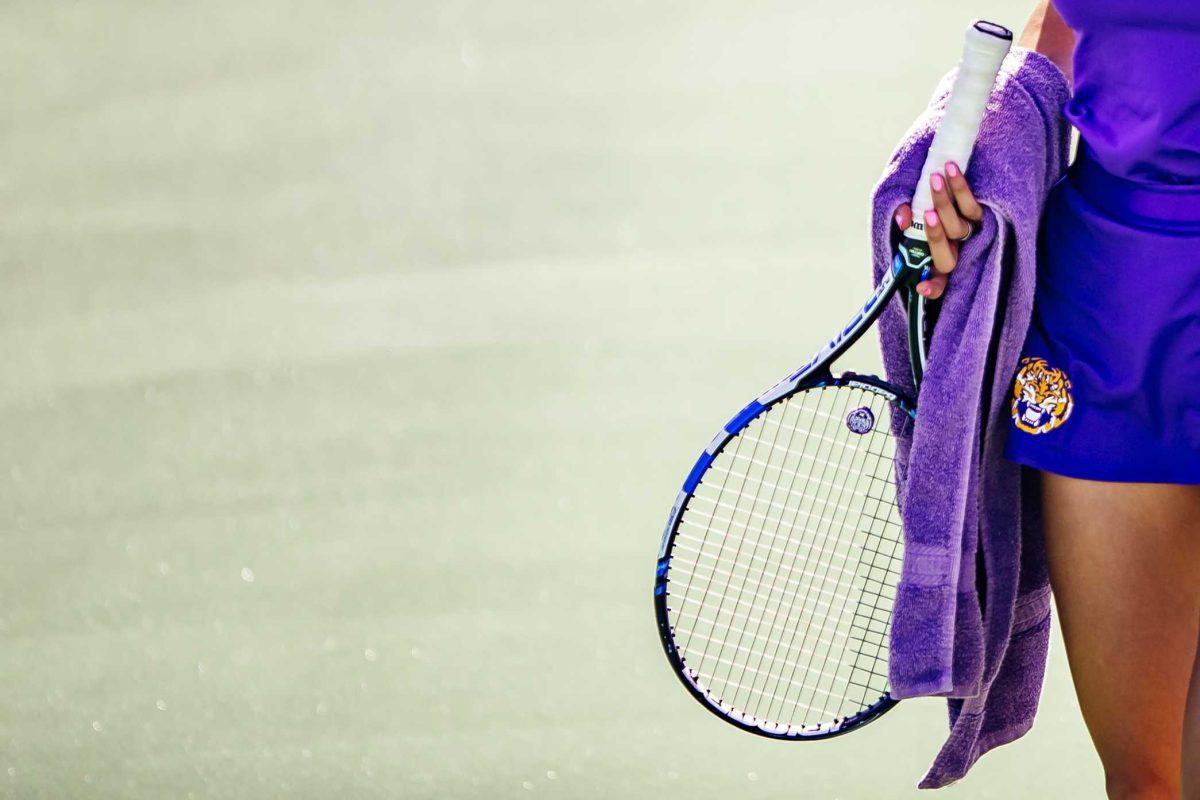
[0,1,1099,797]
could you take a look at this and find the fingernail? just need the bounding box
[924,210,939,227]
[945,161,960,178]
[895,212,905,229]
[930,172,945,192]
[917,284,930,297]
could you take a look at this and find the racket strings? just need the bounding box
[686,386,795,692]
[779,406,897,722]
[665,384,904,731]
[755,389,882,723]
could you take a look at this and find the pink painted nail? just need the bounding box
[930,172,945,192]
[924,209,939,227]
[945,161,960,178]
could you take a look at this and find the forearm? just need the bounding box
[1018,0,1075,85]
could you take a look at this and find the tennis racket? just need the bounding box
[653,20,1012,740]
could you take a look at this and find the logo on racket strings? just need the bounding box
[845,407,875,435]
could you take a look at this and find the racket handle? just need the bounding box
[907,20,1011,236]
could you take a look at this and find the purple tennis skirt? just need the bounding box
[1003,142,1200,484]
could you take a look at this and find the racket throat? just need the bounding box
[896,234,935,389]
[905,288,930,387]
[896,233,933,279]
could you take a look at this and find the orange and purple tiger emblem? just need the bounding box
[1011,356,1073,435]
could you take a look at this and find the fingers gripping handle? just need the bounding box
[900,21,1010,389]
[907,20,1012,238]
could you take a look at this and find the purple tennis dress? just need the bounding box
[1003,0,1200,483]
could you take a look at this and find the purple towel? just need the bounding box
[868,49,1072,789]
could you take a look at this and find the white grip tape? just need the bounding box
[910,21,1011,222]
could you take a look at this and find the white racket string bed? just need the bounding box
[653,20,1012,740]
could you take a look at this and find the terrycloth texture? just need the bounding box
[868,48,1072,789]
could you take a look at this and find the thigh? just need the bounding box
[1040,472,1200,792]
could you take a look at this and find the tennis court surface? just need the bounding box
[0,1,1097,796]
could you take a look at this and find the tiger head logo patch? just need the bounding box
[1012,356,1073,435]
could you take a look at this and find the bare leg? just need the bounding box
[1040,472,1200,800]
[1185,624,1200,799]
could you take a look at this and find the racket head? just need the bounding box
[654,373,914,739]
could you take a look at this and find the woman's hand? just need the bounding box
[892,161,984,300]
